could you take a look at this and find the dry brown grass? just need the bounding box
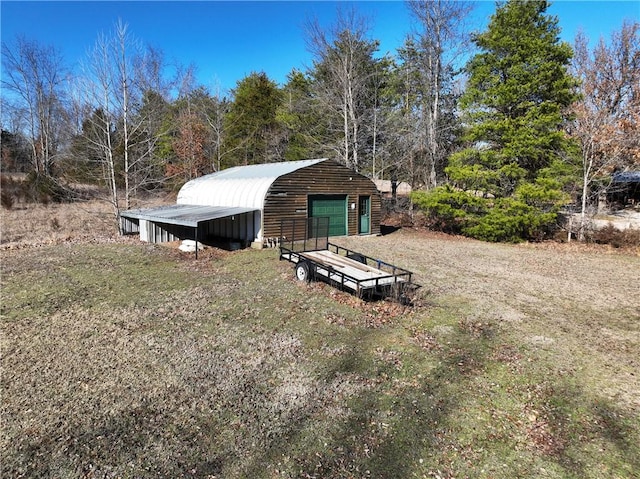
[1,193,176,249]
[1,200,119,248]
[335,229,640,411]
[2,202,639,478]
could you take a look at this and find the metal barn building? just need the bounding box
[607,171,640,207]
[121,158,381,249]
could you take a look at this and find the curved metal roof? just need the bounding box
[612,171,640,183]
[177,158,328,209]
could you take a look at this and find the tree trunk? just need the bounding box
[119,23,132,211]
[579,152,593,242]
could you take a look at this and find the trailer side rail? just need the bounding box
[279,217,414,299]
[282,248,408,296]
[326,242,413,285]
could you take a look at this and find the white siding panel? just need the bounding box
[140,219,149,242]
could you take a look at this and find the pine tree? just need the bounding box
[278,69,325,161]
[224,72,284,166]
[414,0,579,242]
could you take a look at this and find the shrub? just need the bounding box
[587,224,640,248]
[411,185,561,242]
[25,172,71,204]
[1,190,14,209]
[411,186,486,235]
[461,198,557,243]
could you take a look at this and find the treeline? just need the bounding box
[2,1,638,241]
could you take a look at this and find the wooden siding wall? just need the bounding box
[262,160,381,240]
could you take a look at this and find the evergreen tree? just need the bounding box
[0,129,31,173]
[129,89,171,191]
[224,72,284,166]
[159,87,218,189]
[66,109,115,185]
[414,0,579,242]
[278,69,325,161]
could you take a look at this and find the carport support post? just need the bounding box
[195,225,199,260]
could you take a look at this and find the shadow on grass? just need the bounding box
[3,246,639,478]
[7,314,638,479]
[235,322,498,478]
[551,388,640,475]
[380,224,401,236]
[77,411,225,477]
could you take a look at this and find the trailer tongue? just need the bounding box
[279,217,416,301]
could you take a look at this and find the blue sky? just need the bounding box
[2,1,639,93]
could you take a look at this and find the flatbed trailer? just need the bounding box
[279,217,415,300]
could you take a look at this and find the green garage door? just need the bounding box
[309,195,347,237]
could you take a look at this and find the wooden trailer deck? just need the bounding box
[285,249,406,291]
[279,217,415,300]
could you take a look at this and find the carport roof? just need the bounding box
[120,204,258,228]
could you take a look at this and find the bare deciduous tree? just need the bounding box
[1,36,69,176]
[201,85,232,172]
[570,20,640,238]
[167,109,209,181]
[403,0,472,189]
[306,8,381,172]
[75,20,179,230]
[75,20,150,230]
[77,29,121,226]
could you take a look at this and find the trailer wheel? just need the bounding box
[295,261,312,282]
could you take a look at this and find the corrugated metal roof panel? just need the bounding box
[121,205,258,227]
[613,171,640,183]
[206,158,327,180]
[177,158,328,208]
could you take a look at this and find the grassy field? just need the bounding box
[1,203,639,478]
